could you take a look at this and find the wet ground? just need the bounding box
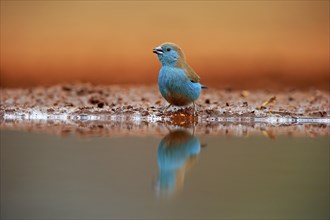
[1,83,329,121]
[0,84,329,219]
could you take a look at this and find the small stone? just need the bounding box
[62,85,72,91]
[240,90,250,98]
[97,102,104,108]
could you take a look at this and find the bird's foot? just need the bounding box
[163,104,172,113]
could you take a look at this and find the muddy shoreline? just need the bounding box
[1,83,329,137]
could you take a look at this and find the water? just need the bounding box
[1,127,329,219]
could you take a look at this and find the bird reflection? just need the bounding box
[156,128,202,195]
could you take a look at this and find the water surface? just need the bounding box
[1,126,329,219]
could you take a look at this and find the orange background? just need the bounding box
[0,1,329,90]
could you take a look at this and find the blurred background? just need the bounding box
[0,1,329,90]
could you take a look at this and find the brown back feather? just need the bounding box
[180,62,200,83]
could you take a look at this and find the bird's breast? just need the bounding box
[158,66,200,106]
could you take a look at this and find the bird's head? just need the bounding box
[153,42,186,66]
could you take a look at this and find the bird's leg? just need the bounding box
[163,104,172,113]
[192,102,197,116]
[164,123,172,132]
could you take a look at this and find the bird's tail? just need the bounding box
[201,85,208,89]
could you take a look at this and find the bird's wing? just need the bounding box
[183,63,200,83]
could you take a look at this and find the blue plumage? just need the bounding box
[158,66,201,106]
[157,129,201,192]
[153,42,206,112]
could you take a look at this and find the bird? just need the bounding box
[153,42,207,114]
[156,129,201,194]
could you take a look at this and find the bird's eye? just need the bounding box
[166,48,171,52]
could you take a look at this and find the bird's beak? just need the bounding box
[153,46,163,55]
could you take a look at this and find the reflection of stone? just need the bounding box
[156,129,201,195]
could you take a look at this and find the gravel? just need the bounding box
[1,83,329,137]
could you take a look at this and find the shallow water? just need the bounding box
[1,127,329,219]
